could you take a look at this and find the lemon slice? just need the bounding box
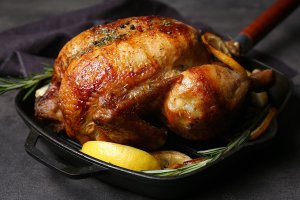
[81,141,161,171]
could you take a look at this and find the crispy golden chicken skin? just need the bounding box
[35,16,209,150]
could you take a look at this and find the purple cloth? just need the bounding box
[0,0,212,77]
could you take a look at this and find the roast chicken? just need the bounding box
[35,16,274,150]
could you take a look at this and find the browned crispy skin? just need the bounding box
[35,16,209,149]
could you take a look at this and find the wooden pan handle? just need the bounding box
[235,0,299,54]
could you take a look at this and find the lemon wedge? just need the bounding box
[81,141,161,171]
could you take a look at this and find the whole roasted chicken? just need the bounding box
[35,16,274,150]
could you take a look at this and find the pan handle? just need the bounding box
[235,0,299,54]
[24,130,108,179]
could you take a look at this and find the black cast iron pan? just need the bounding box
[15,0,297,199]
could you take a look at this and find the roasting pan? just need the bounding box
[15,56,292,199]
[14,0,297,199]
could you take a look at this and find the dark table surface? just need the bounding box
[1,0,300,199]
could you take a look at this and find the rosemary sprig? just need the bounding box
[0,67,53,100]
[143,106,270,176]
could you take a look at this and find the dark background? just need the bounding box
[0,0,300,199]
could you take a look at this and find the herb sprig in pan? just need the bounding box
[0,67,53,100]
